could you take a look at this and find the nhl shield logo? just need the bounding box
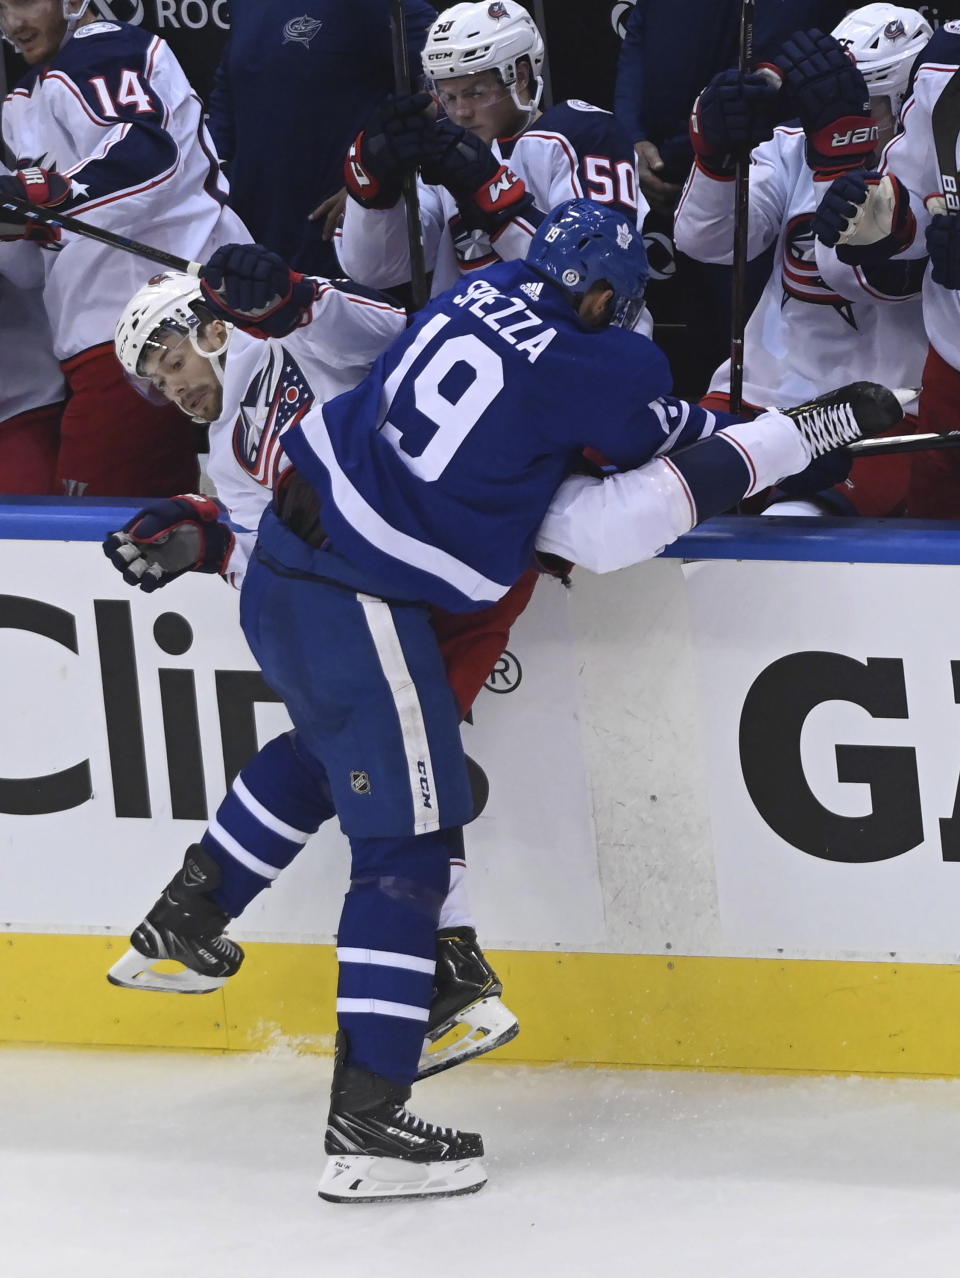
[350,770,372,796]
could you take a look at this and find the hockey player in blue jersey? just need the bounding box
[105,202,905,1203]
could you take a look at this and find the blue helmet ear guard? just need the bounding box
[526,198,649,330]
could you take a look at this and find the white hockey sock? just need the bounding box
[438,859,473,930]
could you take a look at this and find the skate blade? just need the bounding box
[106,947,226,995]
[318,1154,487,1204]
[418,996,520,1080]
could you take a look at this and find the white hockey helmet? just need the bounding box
[115,271,231,418]
[831,4,933,116]
[422,1,545,115]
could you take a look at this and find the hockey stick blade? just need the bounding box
[0,196,201,276]
[106,946,227,994]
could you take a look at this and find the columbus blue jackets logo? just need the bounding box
[283,15,323,47]
[233,349,315,488]
[782,213,857,329]
[883,19,906,40]
[488,2,509,19]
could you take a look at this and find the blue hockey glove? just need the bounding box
[813,170,915,264]
[344,91,439,209]
[103,495,234,593]
[927,213,960,290]
[769,29,875,173]
[689,70,780,175]
[200,244,317,339]
[420,121,535,233]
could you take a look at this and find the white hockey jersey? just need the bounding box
[2,20,248,363]
[0,235,64,422]
[873,27,960,376]
[206,279,407,588]
[674,130,927,409]
[337,100,649,299]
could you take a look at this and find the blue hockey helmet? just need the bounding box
[526,198,649,329]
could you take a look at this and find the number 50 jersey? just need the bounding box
[282,258,729,613]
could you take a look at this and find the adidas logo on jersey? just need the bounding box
[520,281,543,301]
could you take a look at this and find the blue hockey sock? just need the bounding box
[203,731,336,917]
[336,828,455,1085]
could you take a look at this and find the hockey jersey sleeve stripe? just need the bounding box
[318,280,406,313]
[521,130,582,193]
[285,418,511,604]
[67,154,180,215]
[43,71,114,128]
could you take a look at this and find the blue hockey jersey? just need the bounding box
[282,258,730,612]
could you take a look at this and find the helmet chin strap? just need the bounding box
[189,324,232,389]
[60,0,91,47]
[508,74,543,118]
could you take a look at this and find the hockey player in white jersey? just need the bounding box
[0,173,64,492]
[105,253,521,1081]
[674,4,930,516]
[337,0,649,310]
[0,0,248,497]
[813,17,960,517]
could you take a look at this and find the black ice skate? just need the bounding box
[106,844,244,994]
[780,382,913,458]
[417,926,520,1079]
[319,1035,487,1203]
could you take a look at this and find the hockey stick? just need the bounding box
[729,0,756,415]
[931,62,960,215]
[390,0,430,311]
[0,194,201,276]
[848,430,960,458]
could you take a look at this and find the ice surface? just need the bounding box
[3,1046,960,1278]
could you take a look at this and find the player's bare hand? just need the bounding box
[635,141,682,216]
[309,187,348,239]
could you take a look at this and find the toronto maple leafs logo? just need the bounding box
[233,349,315,488]
[616,222,633,249]
[283,14,323,47]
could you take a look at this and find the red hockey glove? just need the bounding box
[103,495,234,593]
[200,243,318,339]
[0,168,71,243]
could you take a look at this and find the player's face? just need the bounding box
[435,69,528,142]
[141,328,225,423]
[0,0,67,65]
